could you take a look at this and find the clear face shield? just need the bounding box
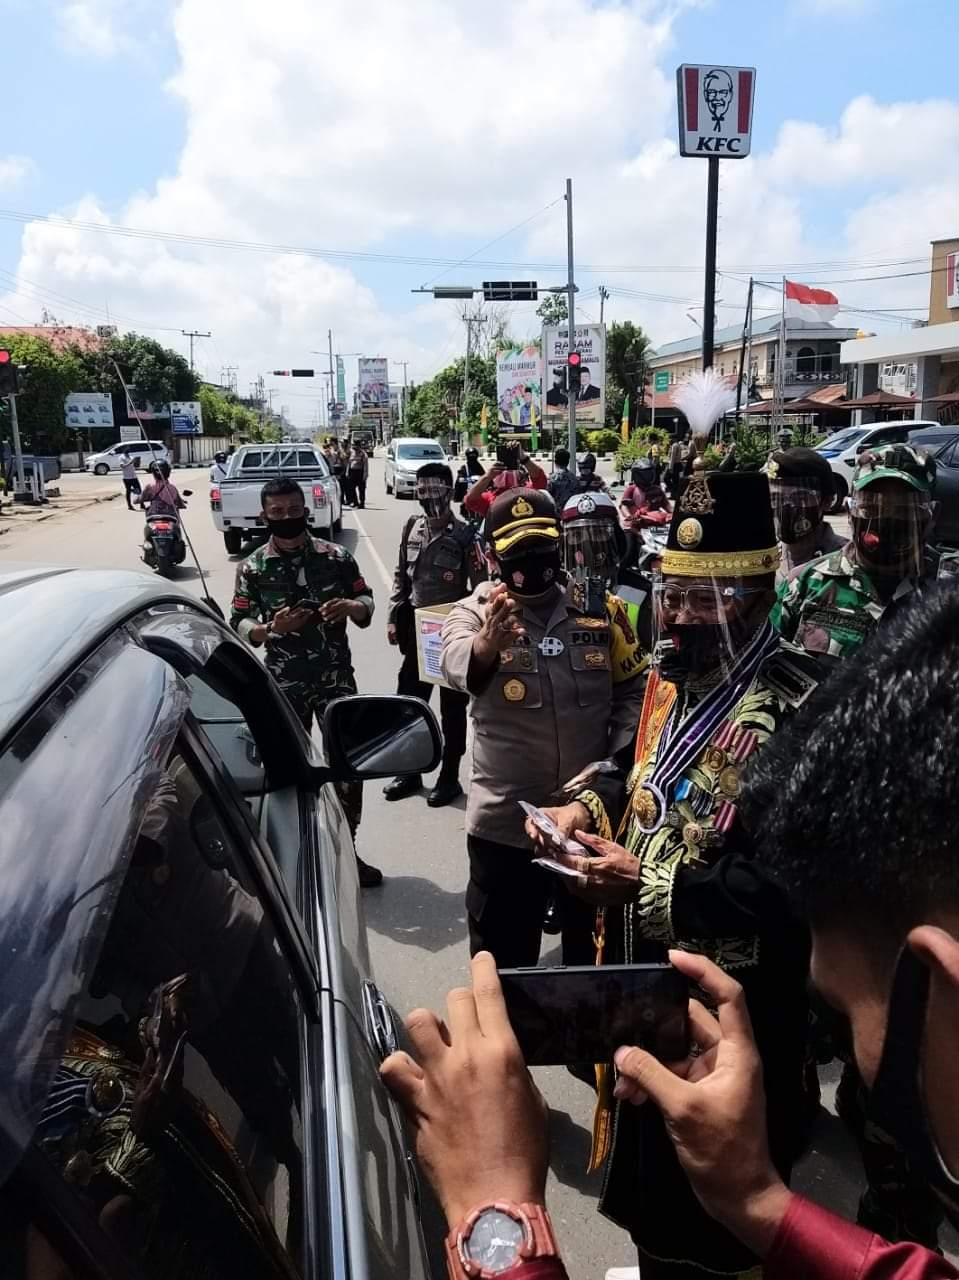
[417,476,452,519]
[562,518,621,587]
[768,480,826,544]
[651,574,774,685]
[849,488,930,580]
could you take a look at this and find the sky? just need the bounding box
[1,0,958,429]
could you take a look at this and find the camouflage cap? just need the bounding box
[853,443,936,495]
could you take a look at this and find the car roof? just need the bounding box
[0,567,206,747]
[395,437,445,447]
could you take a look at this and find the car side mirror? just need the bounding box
[182,489,194,497]
[321,695,442,780]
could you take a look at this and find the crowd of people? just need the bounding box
[225,422,957,1280]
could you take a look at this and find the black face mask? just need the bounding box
[266,513,309,539]
[853,519,919,574]
[419,496,451,519]
[499,548,561,597]
[777,508,817,544]
[867,946,959,1226]
[656,623,727,682]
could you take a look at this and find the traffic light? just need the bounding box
[290,368,314,378]
[0,350,17,396]
[566,350,583,395]
[271,370,291,377]
[482,281,538,302]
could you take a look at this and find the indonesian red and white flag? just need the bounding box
[784,279,839,323]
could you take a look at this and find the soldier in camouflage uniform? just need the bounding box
[771,443,936,656]
[771,443,942,1249]
[230,476,382,887]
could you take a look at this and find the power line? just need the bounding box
[421,194,565,288]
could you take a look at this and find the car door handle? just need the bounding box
[362,980,398,1063]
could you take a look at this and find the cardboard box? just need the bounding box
[414,602,455,688]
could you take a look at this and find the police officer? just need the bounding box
[210,450,229,484]
[230,476,382,887]
[384,462,485,808]
[764,446,842,582]
[440,488,647,967]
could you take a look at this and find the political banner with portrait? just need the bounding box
[358,357,389,409]
[542,324,606,426]
[495,343,542,429]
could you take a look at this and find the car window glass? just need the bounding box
[187,673,266,796]
[19,748,306,1279]
[940,440,959,467]
[240,451,263,469]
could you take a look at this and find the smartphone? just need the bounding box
[497,442,521,468]
[518,801,586,858]
[499,963,689,1067]
[298,599,325,612]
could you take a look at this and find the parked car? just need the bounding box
[816,420,940,510]
[211,442,342,554]
[85,439,170,475]
[384,438,448,498]
[0,566,441,1280]
[907,426,959,547]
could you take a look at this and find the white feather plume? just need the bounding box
[672,368,737,437]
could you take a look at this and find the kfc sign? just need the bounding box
[676,64,756,158]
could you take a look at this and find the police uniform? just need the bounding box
[230,534,373,837]
[440,489,647,968]
[387,511,485,795]
[574,471,825,1279]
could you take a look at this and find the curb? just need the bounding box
[0,490,122,537]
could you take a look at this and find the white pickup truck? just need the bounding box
[210,443,343,554]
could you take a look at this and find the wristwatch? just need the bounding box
[445,1202,559,1278]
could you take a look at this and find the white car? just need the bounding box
[85,440,170,475]
[816,420,940,509]
[384,438,448,497]
[211,442,342,553]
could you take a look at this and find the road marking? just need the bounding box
[349,507,393,591]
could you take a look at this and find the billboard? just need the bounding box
[495,343,542,428]
[541,324,606,426]
[358,357,389,409]
[676,64,756,158]
[947,251,959,310]
[65,392,114,429]
[169,400,203,435]
[125,386,166,421]
[336,355,346,403]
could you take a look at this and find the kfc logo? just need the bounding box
[677,63,756,159]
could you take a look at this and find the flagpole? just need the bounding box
[776,275,787,434]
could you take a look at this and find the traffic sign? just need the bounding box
[654,371,670,393]
[483,281,538,302]
[676,64,756,159]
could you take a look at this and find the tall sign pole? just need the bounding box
[566,177,577,460]
[676,64,756,374]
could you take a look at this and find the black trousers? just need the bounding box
[350,473,366,507]
[465,835,597,969]
[396,642,467,773]
[123,477,140,509]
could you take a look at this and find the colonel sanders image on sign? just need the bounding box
[704,68,733,132]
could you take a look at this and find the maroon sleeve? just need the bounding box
[767,1195,959,1279]
[504,1262,569,1280]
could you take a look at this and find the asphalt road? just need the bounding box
[1,458,951,1277]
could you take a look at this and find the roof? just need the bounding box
[0,325,102,354]
[649,317,859,363]
[841,390,917,408]
[0,567,201,746]
[840,321,959,366]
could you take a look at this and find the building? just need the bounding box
[840,236,959,423]
[647,313,858,404]
[0,324,102,354]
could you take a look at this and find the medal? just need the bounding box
[503,678,527,702]
[718,765,741,799]
[682,820,705,847]
[633,782,666,833]
[703,745,727,773]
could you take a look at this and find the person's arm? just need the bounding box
[440,584,525,695]
[380,954,568,1280]
[320,551,374,628]
[388,517,414,628]
[231,559,269,644]
[769,570,801,640]
[464,467,497,515]
[524,456,547,488]
[606,595,650,750]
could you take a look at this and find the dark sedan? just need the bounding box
[908,425,959,546]
[0,567,441,1279]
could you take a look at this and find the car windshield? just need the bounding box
[819,428,868,451]
[397,443,444,460]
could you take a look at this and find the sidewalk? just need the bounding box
[0,473,124,535]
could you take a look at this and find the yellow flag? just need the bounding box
[620,393,630,443]
[480,402,488,429]
[530,396,538,451]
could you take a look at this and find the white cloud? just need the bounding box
[55,0,165,58]
[0,156,33,189]
[6,0,958,426]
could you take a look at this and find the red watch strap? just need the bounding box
[504,1263,569,1279]
[445,1203,561,1280]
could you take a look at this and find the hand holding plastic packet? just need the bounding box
[519,801,588,877]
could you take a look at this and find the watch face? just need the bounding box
[463,1209,525,1274]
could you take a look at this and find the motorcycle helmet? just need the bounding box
[214,450,227,464]
[561,490,625,589]
[631,458,656,490]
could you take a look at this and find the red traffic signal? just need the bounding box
[566,350,583,394]
[0,349,17,395]
[0,350,10,364]
[566,351,581,367]
[271,370,291,376]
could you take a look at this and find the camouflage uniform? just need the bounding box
[770,545,921,656]
[230,535,374,837]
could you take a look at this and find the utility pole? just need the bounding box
[8,392,25,493]
[735,277,753,418]
[598,285,609,325]
[392,360,409,424]
[565,178,577,460]
[182,329,211,372]
[221,365,237,394]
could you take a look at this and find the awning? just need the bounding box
[839,390,917,409]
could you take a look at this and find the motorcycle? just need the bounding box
[617,522,668,654]
[141,489,193,578]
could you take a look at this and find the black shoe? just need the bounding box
[357,856,383,888]
[383,774,422,801]
[427,777,463,808]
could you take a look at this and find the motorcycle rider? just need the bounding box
[620,458,671,527]
[139,460,186,518]
[210,451,230,484]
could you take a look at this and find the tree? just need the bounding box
[605,320,651,434]
[0,334,86,455]
[406,352,498,438]
[536,294,568,326]
[72,332,199,408]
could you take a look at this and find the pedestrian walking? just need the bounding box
[546,447,577,511]
[528,468,833,1280]
[210,450,229,484]
[384,463,485,808]
[348,442,368,509]
[119,450,141,510]
[665,436,683,497]
[440,488,646,968]
[230,476,382,887]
